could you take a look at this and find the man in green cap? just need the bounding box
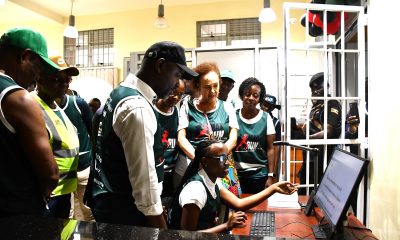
[0,27,60,217]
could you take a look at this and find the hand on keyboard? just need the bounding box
[227,211,247,230]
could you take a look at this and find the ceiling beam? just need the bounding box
[9,0,65,24]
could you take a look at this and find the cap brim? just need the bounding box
[275,105,281,110]
[60,67,79,76]
[176,63,199,80]
[40,55,62,75]
[221,77,235,83]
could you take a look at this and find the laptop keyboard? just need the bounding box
[249,211,276,237]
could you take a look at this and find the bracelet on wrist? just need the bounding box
[267,172,276,178]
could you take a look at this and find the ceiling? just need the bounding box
[0,0,237,25]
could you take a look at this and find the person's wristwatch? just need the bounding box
[267,172,276,178]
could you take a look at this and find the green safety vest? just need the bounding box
[33,94,79,196]
[92,86,164,198]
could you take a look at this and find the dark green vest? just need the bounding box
[186,99,230,148]
[92,86,163,198]
[168,174,220,230]
[233,110,269,179]
[61,95,92,171]
[0,74,46,217]
[156,106,179,166]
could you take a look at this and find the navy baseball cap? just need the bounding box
[144,41,198,80]
[264,94,281,110]
[309,72,325,88]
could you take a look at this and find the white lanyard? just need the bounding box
[204,113,214,140]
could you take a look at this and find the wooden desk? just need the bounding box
[232,195,377,239]
[233,195,317,238]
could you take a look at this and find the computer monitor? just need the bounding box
[313,148,369,239]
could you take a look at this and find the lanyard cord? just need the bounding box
[204,113,214,139]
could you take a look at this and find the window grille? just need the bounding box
[197,18,260,47]
[64,28,114,68]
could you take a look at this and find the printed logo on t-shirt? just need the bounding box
[161,130,176,150]
[235,134,260,151]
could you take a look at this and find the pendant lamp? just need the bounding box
[154,0,168,29]
[259,0,277,23]
[64,0,78,38]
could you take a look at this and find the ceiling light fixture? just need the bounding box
[64,0,78,38]
[258,0,277,23]
[154,0,168,29]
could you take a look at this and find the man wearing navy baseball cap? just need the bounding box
[90,41,198,228]
[0,27,59,217]
[144,41,198,83]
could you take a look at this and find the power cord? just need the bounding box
[276,220,312,229]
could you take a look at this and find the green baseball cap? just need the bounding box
[0,27,60,75]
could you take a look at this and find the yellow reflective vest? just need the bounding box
[33,94,79,196]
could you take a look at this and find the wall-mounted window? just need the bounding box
[64,28,114,68]
[197,18,260,47]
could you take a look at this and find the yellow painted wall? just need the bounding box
[77,0,266,81]
[1,0,307,82]
[0,20,64,57]
[3,1,399,238]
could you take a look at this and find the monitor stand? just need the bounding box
[312,225,327,239]
[304,190,316,216]
[312,220,345,239]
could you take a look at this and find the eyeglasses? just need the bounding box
[205,154,228,164]
[41,75,72,84]
[54,76,73,84]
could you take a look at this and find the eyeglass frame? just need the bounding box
[204,154,229,164]
[40,73,73,85]
[54,76,73,84]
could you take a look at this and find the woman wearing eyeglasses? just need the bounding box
[173,62,239,193]
[233,78,277,194]
[168,140,297,233]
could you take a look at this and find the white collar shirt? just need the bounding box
[112,73,163,216]
[179,168,222,210]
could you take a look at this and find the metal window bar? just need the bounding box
[282,2,366,220]
[197,18,260,47]
[64,28,114,68]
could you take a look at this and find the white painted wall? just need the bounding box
[368,1,400,239]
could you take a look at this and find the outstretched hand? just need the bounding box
[272,181,298,195]
[226,211,247,230]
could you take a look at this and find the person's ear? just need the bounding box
[19,49,33,63]
[154,58,166,74]
[200,157,208,168]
